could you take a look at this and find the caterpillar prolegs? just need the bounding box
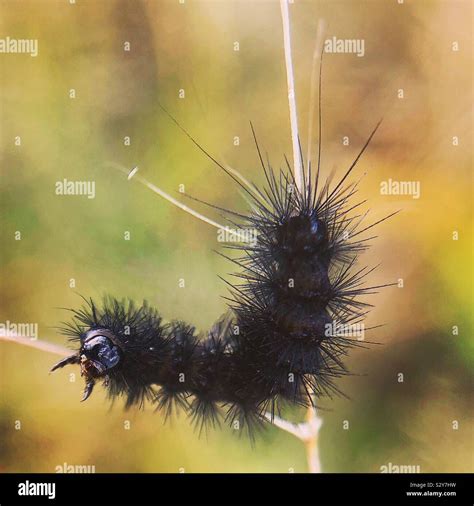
[51,120,395,435]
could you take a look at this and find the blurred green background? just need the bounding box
[0,0,472,473]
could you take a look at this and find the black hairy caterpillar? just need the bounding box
[50,5,397,435]
[51,115,395,435]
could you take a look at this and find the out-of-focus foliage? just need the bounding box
[0,0,472,472]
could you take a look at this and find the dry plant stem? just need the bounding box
[305,406,323,473]
[264,409,323,473]
[280,0,304,193]
[107,161,227,231]
[0,334,71,356]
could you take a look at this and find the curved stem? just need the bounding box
[107,161,227,231]
[280,0,303,193]
[304,406,323,473]
[263,408,323,473]
[0,334,70,356]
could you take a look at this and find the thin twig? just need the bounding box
[109,161,266,240]
[280,0,303,193]
[0,334,70,356]
[223,164,256,195]
[107,161,227,231]
[263,412,305,439]
[304,406,323,473]
[263,410,323,473]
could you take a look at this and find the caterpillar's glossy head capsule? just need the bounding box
[80,332,121,377]
[50,328,121,402]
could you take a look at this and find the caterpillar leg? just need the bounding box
[50,354,80,372]
[81,379,95,402]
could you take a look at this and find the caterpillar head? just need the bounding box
[50,329,121,402]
